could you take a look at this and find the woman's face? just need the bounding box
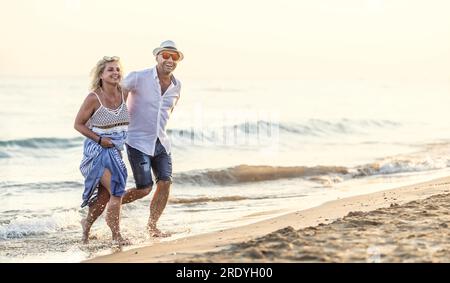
[101,61,121,85]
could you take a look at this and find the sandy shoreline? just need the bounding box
[86,176,450,263]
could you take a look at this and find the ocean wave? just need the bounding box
[0,210,80,240]
[349,142,450,177]
[2,158,448,195]
[0,151,10,158]
[175,165,349,186]
[0,137,84,149]
[169,195,249,204]
[278,119,400,136]
[1,181,83,191]
[174,150,450,186]
[0,217,58,239]
[0,119,400,152]
[352,158,449,177]
[168,119,402,145]
[169,194,307,205]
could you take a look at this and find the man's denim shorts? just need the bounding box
[126,139,173,189]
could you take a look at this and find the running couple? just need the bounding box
[74,40,183,245]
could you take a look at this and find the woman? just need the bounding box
[74,56,130,246]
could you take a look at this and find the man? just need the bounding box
[120,40,183,237]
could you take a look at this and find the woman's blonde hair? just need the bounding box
[89,56,123,91]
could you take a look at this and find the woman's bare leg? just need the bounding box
[100,169,129,245]
[81,184,110,244]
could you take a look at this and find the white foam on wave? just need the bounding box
[377,157,448,175]
[352,143,450,177]
[0,209,81,240]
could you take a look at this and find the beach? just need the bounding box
[86,175,450,263]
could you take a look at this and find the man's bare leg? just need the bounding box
[148,180,171,237]
[121,187,151,204]
[81,184,110,244]
[106,194,128,245]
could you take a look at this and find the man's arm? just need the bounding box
[122,87,130,102]
[121,71,137,101]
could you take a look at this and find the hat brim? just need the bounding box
[153,47,184,61]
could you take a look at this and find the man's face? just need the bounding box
[156,51,180,74]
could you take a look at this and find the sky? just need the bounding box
[0,0,449,81]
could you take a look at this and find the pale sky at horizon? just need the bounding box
[1,0,449,81]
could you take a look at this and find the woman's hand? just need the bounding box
[100,137,114,148]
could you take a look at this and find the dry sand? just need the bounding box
[86,176,450,263]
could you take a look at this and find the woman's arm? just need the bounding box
[74,93,113,147]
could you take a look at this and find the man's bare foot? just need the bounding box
[112,234,131,246]
[81,218,90,244]
[148,226,172,238]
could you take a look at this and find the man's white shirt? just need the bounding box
[122,66,181,156]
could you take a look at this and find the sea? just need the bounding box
[1,76,450,262]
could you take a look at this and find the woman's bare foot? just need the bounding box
[81,218,90,244]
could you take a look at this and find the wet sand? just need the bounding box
[86,176,450,263]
